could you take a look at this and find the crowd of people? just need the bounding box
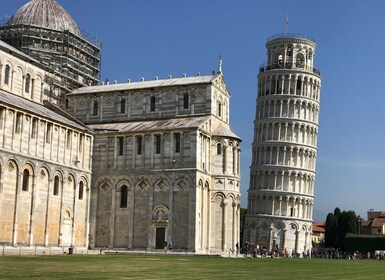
[238,242,311,258]
[237,242,384,260]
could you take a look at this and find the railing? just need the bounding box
[267,33,315,43]
[259,62,321,75]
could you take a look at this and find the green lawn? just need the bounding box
[0,255,384,279]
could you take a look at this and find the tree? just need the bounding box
[325,212,338,247]
[325,207,358,250]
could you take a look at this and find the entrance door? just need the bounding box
[155,227,165,249]
[61,211,72,246]
[62,220,72,246]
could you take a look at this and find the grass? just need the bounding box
[0,254,384,279]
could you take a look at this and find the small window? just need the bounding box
[66,130,71,149]
[136,136,143,155]
[15,113,22,134]
[217,143,222,155]
[117,136,124,155]
[217,102,222,117]
[25,74,31,94]
[174,133,180,153]
[120,185,128,208]
[78,181,84,200]
[46,124,52,143]
[53,176,60,196]
[93,100,99,116]
[183,93,189,109]
[65,99,69,109]
[150,96,156,112]
[120,98,126,113]
[22,169,29,192]
[31,118,38,139]
[79,134,83,153]
[4,65,10,85]
[155,135,161,154]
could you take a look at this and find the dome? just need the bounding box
[6,0,82,37]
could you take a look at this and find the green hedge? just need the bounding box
[344,234,385,252]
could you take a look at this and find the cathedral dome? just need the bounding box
[6,0,82,37]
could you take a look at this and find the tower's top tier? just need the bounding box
[261,33,319,76]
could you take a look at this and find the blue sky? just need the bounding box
[3,0,385,220]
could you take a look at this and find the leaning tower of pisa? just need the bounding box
[244,34,321,255]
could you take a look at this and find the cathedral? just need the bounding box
[0,0,241,253]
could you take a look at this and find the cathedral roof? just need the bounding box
[6,0,82,37]
[212,125,241,140]
[0,90,90,132]
[69,74,221,95]
[88,116,212,133]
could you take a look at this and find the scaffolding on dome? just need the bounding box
[0,20,101,102]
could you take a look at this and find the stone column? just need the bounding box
[288,75,292,94]
[58,177,65,246]
[129,185,134,249]
[88,183,98,249]
[206,189,211,251]
[280,77,284,94]
[10,70,15,92]
[71,181,77,247]
[268,227,273,251]
[84,179,91,248]
[167,171,174,245]
[12,171,23,246]
[28,174,37,246]
[282,229,287,251]
[31,79,35,101]
[221,201,227,251]
[109,186,116,248]
[232,202,236,251]
[44,178,53,247]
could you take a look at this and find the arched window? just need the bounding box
[174,133,180,153]
[150,96,156,112]
[183,93,189,109]
[120,98,126,113]
[296,54,304,68]
[25,74,31,94]
[296,79,302,94]
[117,136,124,155]
[278,54,283,65]
[120,185,128,208]
[4,65,10,85]
[155,134,161,154]
[217,143,222,155]
[15,113,22,134]
[78,181,84,200]
[217,102,222,117]
[287,46,293,57]
[53,175,60,196]
[93,100,99,116]
[22,169,29,192]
